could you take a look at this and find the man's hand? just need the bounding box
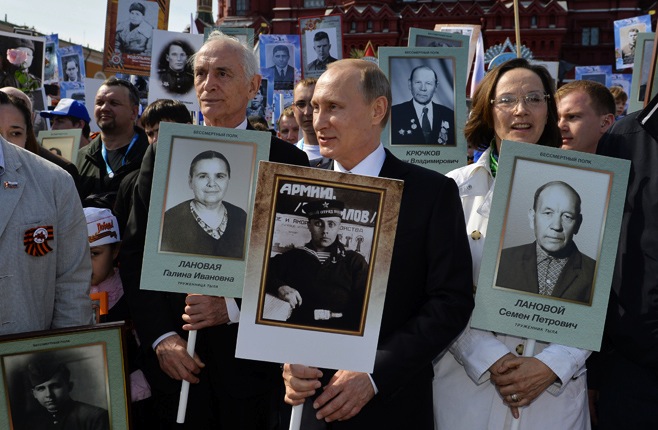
[282,364,323,405]
[182,294,229,330]
[277,285,302,308]
[155,334,205,383]
[313,370,374,422]
[490,356,557,418]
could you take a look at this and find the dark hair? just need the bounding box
[100,76,140,107]
[314,31,330,42]
[556,80,616,116]
[189,150,231,179]
[273,45,290,56]
[141,99,191,128]
[0,91,40,154]
[533,181,581,214]
[408,65,437,84]
[464,58,560,150]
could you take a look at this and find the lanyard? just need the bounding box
[101,133,138,178]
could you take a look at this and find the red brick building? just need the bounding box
[208,0,657,80]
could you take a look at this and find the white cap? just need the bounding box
[84,207,120,246]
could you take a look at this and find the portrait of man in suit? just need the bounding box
[496,180,596,305]
[267,44,295,90]
[390,64,455,146]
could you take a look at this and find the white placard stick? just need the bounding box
[176,329,198,423]
[509,338,536,430]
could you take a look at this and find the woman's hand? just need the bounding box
[490,356,557,418]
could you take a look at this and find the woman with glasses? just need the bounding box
[432,58,591,430]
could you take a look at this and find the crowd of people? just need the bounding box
[1,25,656,430]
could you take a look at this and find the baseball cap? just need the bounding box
[40,98,91,123]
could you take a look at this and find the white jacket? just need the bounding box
[433,148,591,430]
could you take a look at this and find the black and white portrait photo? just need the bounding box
[304,29,338,73]
[160,139,255,260]
[3,345,110,430]
[494,160,610,305]
[114,0,157,56]
[261,181,382,334]
[390,58,456,146]
[266,44,295,91]
[414,35,463,48]
[157,39,194,95]
[62,55,82,83]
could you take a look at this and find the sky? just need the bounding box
[2,0,200,51]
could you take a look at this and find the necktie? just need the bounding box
[279,69,284,78]
[422,106,431,142]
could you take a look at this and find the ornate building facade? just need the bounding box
[211,0,657,80]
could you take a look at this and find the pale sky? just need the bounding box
[2,0,201,51]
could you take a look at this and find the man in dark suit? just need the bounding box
[282,59,473,428]
[390,65,455,146]
[120,31,308,429]
[496,181,595,304]
[267,45,295,90]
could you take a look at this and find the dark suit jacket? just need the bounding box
[390,100,455,146]
[496,242,595,304]
[119,123,308,426]
[267,65,295,90]
[306,150,473,429]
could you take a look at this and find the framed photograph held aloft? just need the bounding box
[236,162,403,372]
[471,140,630,351]
[103,0,169,76]
[37,129,83,162]
[614,14,652,70]
[0,322,130,430]
[379,46,469,173]
[258,34,301,93]
[575,65,612,87]
[141,122,270,297]
[408,27,469,49]
[299,14,343,79]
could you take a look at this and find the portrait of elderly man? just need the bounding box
[158,39,194,95]
[266,199,369,332]
[306,31,337,73]
[390,64,455,146]
[114,1,153,56]
[266,44,295,90]
[496,180,596,304]
[16,360,109,430]
[160,150,247,259]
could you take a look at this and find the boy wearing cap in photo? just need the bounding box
[267,199,369,331]
[115,1,154,56]
[84,207,153,419]
[40,98,92,147]
[22,359,109,430]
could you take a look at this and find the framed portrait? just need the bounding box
[614,15,652,70]
[103,0,169,76]
[379,47,468,173]
[433,24,481,79]
[43,34,58,84]
[0,30,45,92]
[236,162,403,372]
[57,45,85,85]
[471,141,630,351]
[0,323,129,430]
[408,27,469,49]
[26,88,49,136]
[575,65,612,87]
[247,78,274,126]
[629,32,657,113]
[299,14,343,79]
[141,122,270,297]
[204,27,255,49]
[147,30,203,110]
[84,78,104,134]
[37,129,83,162]
[258,34,301,92]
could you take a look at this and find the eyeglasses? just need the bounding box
[490,92,549,109]
[293,100,312,111]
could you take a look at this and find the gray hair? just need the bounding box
[191,31,259,81]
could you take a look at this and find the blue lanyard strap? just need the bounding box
[101,133,138,177]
